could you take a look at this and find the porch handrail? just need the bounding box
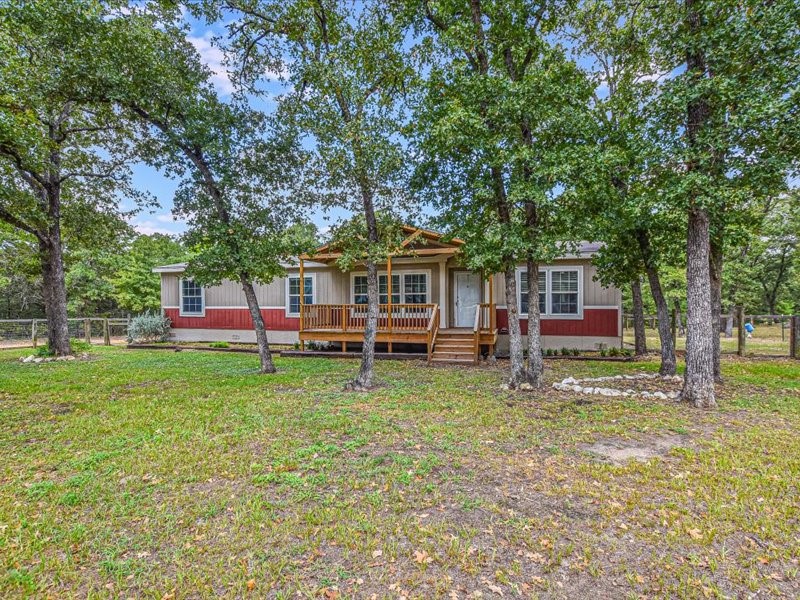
[473,304,482,360]
[427,305,440,362]
[301,303,436,333]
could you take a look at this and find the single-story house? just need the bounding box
[154,226,621,362]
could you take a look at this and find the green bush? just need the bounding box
[209,341,229,349]
[599,347,607,357]
[560,347,570,356]
[127,312,171,343]
[609,346,620,357]
[34,338,92,357]
[571,348,580,356]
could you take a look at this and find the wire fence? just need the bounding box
[0,318,130,348]
[622,312,799,358]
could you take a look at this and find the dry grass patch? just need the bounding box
[0,347,798,598]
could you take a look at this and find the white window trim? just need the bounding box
[285,273,316,317]
[179,278,205,317]
[350,270,432,305]
[516,265,583,320]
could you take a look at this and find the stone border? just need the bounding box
[552,373,683,399]
[18,353,89,364]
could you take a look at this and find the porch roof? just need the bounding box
[300,225,464,264]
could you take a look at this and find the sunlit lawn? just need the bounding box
[624,323,792,356]
[1,346,798,598]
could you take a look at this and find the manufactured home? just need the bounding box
[154,226,622,362]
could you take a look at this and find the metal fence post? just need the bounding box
[103,318,111,346]
[791,316,799,360]
[31,319,37,348]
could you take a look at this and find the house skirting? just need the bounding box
[169,328,299,345]
[494,334,622,354]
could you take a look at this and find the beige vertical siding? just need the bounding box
[490,259,621,308]
[162,260,446,310]
[161,274,180,307]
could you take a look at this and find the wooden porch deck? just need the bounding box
[299,303,497,363]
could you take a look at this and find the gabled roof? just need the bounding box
[302,225,464,264]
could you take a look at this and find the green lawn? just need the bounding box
[1,347,799,599]
[623,323,793,356]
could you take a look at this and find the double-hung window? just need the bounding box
[353,272,428,305]
[519,271,546,315]
[550,270,579,315]
[518,267,582,317]
[180,279,204,316]
[287,275,313,315]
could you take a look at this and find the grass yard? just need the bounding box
[623,323,793,356]
[1,347,799,599]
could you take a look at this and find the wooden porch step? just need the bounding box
[437,331,475,339]
[434,341,474,349]
[430,356,477,364]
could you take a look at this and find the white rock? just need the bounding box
[562,377,576,385]
[519,382,533,391]
[22,355,35,363]
[65,355,76,360]
[653,392,667,400]
[33,357,43,363]
[641,391,651,397]
[667,391,679,399]
[572,385,583,393]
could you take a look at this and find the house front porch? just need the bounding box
[298,302,497,363]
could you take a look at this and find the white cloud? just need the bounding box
[187,31,235,95]
[154,213,186,224]
[132,221,177,236]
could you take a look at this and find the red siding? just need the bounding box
[495,308,618,337]
[165,308,300,331]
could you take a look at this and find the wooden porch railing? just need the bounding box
[427,305,440,362]
[301,304,436,333]
[473,303,497,360]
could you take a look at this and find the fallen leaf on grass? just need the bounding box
[413,549,433,564]
[686,528,703,540]
[246,579,255,591]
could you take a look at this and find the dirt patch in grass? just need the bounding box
[580,434,692,465]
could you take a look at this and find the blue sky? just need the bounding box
[127,12,358,237]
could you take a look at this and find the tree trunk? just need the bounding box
[39,233,71,356]
[709,237,723,382]
[682,206,717,408]
[681,0,716,409]
[674,299,686,336]
[636,230,676,375]
[525,259,544,387]
[240,275,276,374]
[505,264,527,388]
[350,186,380,391]
[631,277,647,357]
[724,306,734,337]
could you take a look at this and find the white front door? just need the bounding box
[455,272,481,327]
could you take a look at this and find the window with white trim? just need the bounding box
[180,279,204,315]
[550,270,579,314]
[287,275,313,315]
[353,272,428,304]
[517,267,582,317]
[519,271,546,315]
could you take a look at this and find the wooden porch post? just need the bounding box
[387,254,393,353]
[299,257,305,351]
[487,271,496,356]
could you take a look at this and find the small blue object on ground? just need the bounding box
[744,322,754,333]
